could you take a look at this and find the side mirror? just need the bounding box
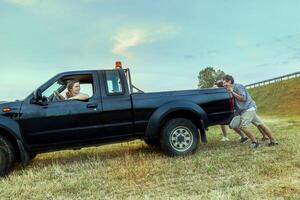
[31,89,47,106]
[33,89,43,101]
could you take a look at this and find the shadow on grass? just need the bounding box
[12,138,254,174]
[33,139,242,163]
[15,142,164,170]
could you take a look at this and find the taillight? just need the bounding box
[229,96,235,111]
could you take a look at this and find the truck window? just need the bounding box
[61,83,93,98]
[42,74,95,101]
[42,81,63,98]
[105,71,123,95]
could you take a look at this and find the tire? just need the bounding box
[0,147,9,177]
[0,135,16,176]
[160,118,199,156]
[144,138,160,147]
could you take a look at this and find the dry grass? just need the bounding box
[0,115,299,199]
[249,77,300,116]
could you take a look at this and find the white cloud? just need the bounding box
[112,25,180,58]
[112,29,146,58]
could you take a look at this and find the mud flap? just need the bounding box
[199,120,207,143]
[200,128,207,143]
[17,140,30,167]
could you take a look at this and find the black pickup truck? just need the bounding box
[0,68,234,176]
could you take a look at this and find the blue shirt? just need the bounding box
[233,83,257,114]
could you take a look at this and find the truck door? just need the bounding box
[100,70,134,138]
[19,72,104,149]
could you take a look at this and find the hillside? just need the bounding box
[248,77,300,115]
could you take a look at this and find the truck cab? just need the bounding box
[20,69,135,151]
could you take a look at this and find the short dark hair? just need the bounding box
[222,74,234,84]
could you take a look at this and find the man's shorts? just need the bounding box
[239,110,264,128]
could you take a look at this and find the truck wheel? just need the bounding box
[0,135,16,176]
[0,147,9,177]
[144,138,160,147]
[160,118,199,156]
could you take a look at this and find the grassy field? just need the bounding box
[0,115,299,200]
[249,77,300,116]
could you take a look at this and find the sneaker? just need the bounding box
[239,137,248,144]
[268,140,279,146]
[221,137,229,142]
[250,142,259,149]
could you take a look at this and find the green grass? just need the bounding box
[0,115,299,199]
[249,77,300,116]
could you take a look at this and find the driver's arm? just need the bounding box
[69,93,89,100]
[54,91,66,100]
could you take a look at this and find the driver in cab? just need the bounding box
[54,80,89,101]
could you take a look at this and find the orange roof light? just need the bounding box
[2,107,11,113]
[115,61,122,69]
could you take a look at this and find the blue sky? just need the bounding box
[0,0,300,100]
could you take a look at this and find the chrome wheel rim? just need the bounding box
[169,126,193,152]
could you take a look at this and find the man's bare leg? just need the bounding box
[257,124,275,141]
[233,128,249,143]
[220,125,228,138]
[233,128,246,138]
[220,125,229,141]
[257,125,269,140]
[239,127,258,143]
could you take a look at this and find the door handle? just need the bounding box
[87,103,98,108]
